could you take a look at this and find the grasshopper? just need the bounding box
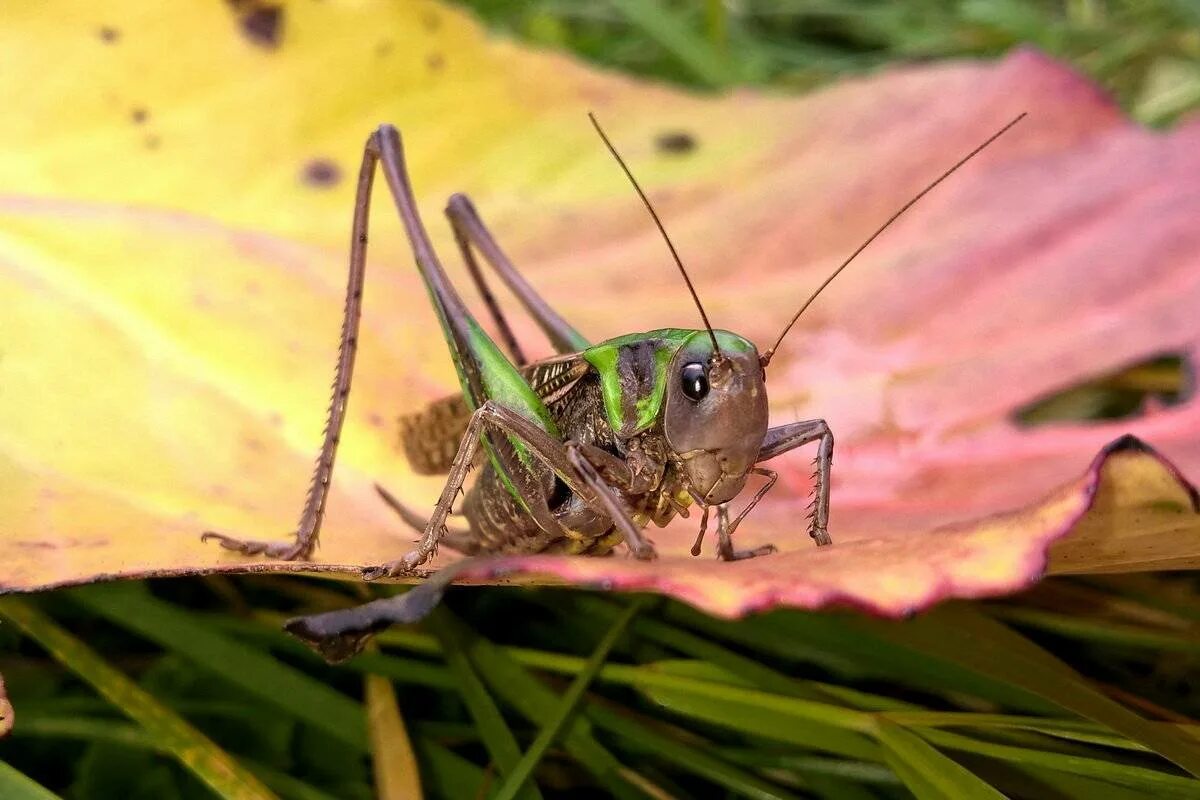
[204,113,1023,655]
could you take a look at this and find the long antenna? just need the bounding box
[761,112,1027,368]
[589,112,722,357]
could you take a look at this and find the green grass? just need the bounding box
[3,2,1200,797]
[5,578,1200,797]
[456,0,1200,125]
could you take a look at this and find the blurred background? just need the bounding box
[2,2,1200,799]
[462,0,1200,124]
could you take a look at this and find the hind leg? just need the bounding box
[373,483,476,554]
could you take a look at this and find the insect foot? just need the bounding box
[630,542,658,561]
[809,526,832,547]
[361,548,429,581]
[199,531,313,561]
[718,542,778,562]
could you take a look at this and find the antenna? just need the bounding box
[761,112,1027,368]
[588,112,722,358]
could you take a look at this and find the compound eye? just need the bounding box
[680,362,709,402]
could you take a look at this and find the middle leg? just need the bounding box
[363,401,657,579]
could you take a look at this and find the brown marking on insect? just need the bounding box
[131,107,148,125]
[98,26,121,44]
[656,130,697,154]
[368,412,385,429]
[302,158,342,189]
[227,0,283,49]
[426,52,444,72]
[422,9,441,32]
[375,40,393,58]
[144,134,161,150]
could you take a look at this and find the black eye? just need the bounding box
[680,362,709,401]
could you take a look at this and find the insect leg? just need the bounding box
[202,130,382,560]
[445,193,589,355]
[565,443,656,560]
[363,401,656,579]
[373,483,476,554]
[756,419,834,546]
[285,556,494,663]
[714,501,778,561]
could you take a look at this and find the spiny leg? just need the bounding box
[363,401,656,580]
[444,193,589,355]
[373,483,476,553]
[757,419,834,546]
[202,131,381,560]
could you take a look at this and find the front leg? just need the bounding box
[565,442,656,560]
[758,419,834,546]
[714,503,777,561]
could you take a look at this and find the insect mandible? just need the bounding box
[203,113,1025,654]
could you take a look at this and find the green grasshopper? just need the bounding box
[204,113,1023,658]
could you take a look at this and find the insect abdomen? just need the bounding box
[397,394,471,474]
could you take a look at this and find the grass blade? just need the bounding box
[365,673,423,800]
[0,761,62,800]
[922,728,1200,797]
[0,597,276,800]
[429,606,655,800]
[855,604,1200,776]
[493,599,645,800]
[667,604,1058,713]
[431,612,542,800]
[631,660,880,760]
[9,714,340,800]
[606,0,733,87]
[70,583,367,751]
[584,703,805,800]
[417,740,491,800]
[875,720,1006,799]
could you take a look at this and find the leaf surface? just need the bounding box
[1,0,1198,616]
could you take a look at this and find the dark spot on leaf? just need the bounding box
[375,40,393,58]
[656,130,697,154]
[144,134,161,150]
[426,52,444,72]
[1014,353,1191,427]
[227,0,283,49]
[98,26,120,44]
[302,158,342,188]
[131,107,148,125]
[422,10,441,32]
